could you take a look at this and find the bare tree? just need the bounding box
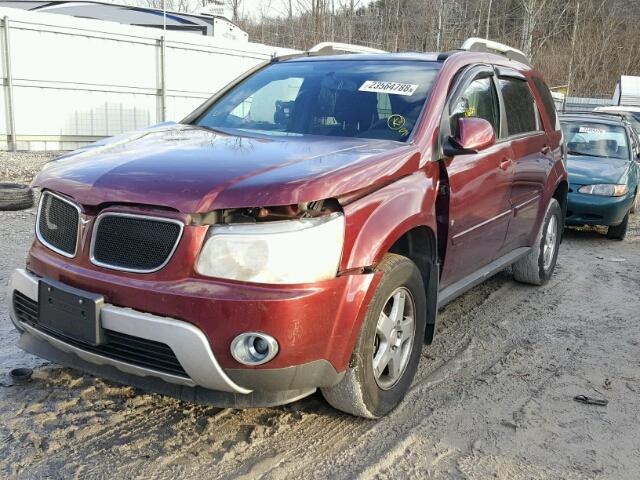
[237,0,640,95]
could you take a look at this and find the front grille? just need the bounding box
[37,192,80,257]
[91,214,183,273]
[13,291,188,378]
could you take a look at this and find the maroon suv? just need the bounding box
[9,40,567,418]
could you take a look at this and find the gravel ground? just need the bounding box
[0,152,60,184]
[1,154,639,479]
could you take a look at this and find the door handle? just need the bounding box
[499,158,512,170]
[541,145,551,154]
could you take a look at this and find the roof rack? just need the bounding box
[307,42,387,55]
[460,37,530,66]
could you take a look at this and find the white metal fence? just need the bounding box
[0,7,297,151]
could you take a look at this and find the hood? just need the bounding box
[567,154,631,186]
[33,124,420,213]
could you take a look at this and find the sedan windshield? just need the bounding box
[561,121,629,159]
[193,60,440,142]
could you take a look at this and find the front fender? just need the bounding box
[340,166,439,271]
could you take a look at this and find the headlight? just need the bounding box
[196,213,345,284]
[578,184,628,197]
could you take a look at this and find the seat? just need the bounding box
[331,90,378,136]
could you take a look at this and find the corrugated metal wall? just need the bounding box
[0,7,297,151]
[613,76,640,107]
[554,96,613,113]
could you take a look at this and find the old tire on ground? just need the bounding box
[321,253,427,418]
[512,198,562,286]
[0,183,34,211]
[606,212,629,240]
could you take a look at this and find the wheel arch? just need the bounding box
[387,226,439,344]
[339,170,441,346]
[340,170,439,271]
[552,179,569,224]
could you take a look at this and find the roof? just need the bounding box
[595,105,640,114]
[281,50,532,71]
[559,112,629,126]
[283,52,442,63]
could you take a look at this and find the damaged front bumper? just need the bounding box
[8,268,337,407]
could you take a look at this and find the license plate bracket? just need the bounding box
[38,279,105,346]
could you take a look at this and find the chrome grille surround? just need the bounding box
[35,191,81,258]
[89,212,184,274]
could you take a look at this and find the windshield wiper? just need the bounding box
[194,124,230,135]
[567,150,609,158]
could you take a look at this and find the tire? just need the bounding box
[321,254,427,418]
[606,212,629,240]
[512,198,562,286]
[0,183,34,211]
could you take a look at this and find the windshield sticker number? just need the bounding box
[578,126,606,134]
[359,81,418,96]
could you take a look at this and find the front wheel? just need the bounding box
[606,212,629,240]
[321,254,427,418]
[630,191,638,214]
[512,198,562,286]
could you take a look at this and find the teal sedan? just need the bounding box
[560,113,640,239]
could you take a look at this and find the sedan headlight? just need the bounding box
[578,184,628,197]
[196,213,345,284]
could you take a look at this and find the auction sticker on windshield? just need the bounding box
[359,81,418,96]
[579,126,606,134]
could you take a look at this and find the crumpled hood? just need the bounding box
[33,124,420,213]
[567,155,631,186]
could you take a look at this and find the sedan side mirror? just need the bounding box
[443,117,496,156]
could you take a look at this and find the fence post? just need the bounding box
[2,16,16,152]
[159,35,167,122]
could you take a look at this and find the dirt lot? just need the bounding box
[1,157,639,479]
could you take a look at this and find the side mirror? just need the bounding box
[443,117,496,156]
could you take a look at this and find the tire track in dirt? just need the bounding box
[1,211,639,479]
[264,240,620,479]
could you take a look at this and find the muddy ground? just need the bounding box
[1,167,639,479]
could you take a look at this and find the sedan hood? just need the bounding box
[567,155,630,185]
[33,124,419,213]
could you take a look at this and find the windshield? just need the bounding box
[561,121,629,159]
[193,60,440,141]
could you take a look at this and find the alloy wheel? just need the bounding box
[372,287,416,390]
[543,214,558,270]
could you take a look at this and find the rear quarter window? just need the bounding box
[532,77,560,131]
[499,78,538,136]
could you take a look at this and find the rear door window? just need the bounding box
[532,77,560,131]
[499,78,538,136]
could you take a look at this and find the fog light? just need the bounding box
[230,332,279,366]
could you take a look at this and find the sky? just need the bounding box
[181,0,371,20]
